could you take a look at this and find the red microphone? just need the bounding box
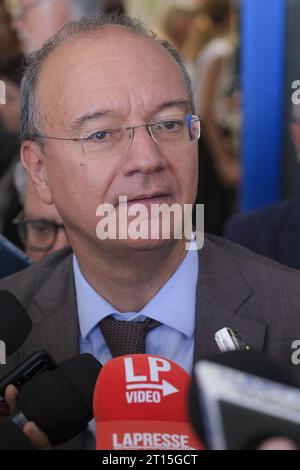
[93,354,204,450]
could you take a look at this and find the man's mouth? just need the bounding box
[126,193,170,204]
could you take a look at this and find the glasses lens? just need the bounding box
[152,116,200,145]
[82,128,130,158]
[81,116,200,158]
[15,222,27,248]
[187,116,201,142]
[22,221,56,251]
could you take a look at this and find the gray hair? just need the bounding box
[20,13,195,147]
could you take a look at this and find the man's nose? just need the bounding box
[121,126,167,176]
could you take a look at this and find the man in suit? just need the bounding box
[224,105,300,269]
[1,14,300,450]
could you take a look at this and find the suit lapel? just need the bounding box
[193,237,267,365]
[19,252,80,366]
[25,252,84,450]
[276,197,300,269]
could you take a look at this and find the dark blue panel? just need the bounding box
[241,0,286,211]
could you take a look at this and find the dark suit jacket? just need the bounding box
[1,234,300,449]
[224,197,300,269]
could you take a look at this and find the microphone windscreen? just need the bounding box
[205,350,296,386]
[189,351,297,447]
[16,353,102,446]
[93,354,204,450]
[0,291,32,355]
[0,418,33,450]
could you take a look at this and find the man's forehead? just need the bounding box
[40,27,181,86]
[39,26,180,78]
[36,27,186,120]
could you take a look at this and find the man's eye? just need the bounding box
[32,223,50,234]
[89,129,121,142]
[159,120,183,131]
[90,131,109,141]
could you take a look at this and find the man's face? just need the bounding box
[12,0,68,54]
[24,28,198,255]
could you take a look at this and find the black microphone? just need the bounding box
[0,418,33,450]
[189,351,300,450]
[11,353,102,446]
[0,290,32,356]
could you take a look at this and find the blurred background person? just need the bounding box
[224,104,300,270]
[0,0,20,59]
[161,5,195,55]
[13,171,69,262]
[0,0,103,247]
[0,0,23,244]
[0,0,22,175]
[183,0,241,235]
[11,0,104,55]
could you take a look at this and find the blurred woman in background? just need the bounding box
[184,0,241,235]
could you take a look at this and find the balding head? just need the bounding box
[20,14,194,145]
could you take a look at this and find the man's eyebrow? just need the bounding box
[70,111,112,132]
[70,100,191,131]
[154,100,190,113]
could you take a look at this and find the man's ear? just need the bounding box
[21,140,54,205]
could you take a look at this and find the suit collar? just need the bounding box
[15,248,84,450]
[28,248,80,365]
[193,236,267,363]
[29,240,267,367]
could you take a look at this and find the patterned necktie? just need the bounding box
[99,316,160,357]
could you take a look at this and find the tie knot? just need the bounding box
[99,316,160,358]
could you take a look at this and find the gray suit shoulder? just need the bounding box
[0,246,73,305]
[206,233,300,298]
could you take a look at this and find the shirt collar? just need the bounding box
[73,241,199,341]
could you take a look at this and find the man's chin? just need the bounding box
[116,236,175,252]
[96,235,179,254]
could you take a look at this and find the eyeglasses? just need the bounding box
[11,0,51,20]
[28,114,201,159]
[13,212,65,252]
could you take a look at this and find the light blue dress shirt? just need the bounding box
[72,242,199,448]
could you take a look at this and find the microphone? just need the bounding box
[10,353,102,446]
[93,354,204,450]
[0,418,33,450]
[0,290,32,357]
[189,351,300,450]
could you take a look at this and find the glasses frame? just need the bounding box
[26,114,201,158]
[13,211,65,252]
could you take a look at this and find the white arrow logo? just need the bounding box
[126,380,178,397]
